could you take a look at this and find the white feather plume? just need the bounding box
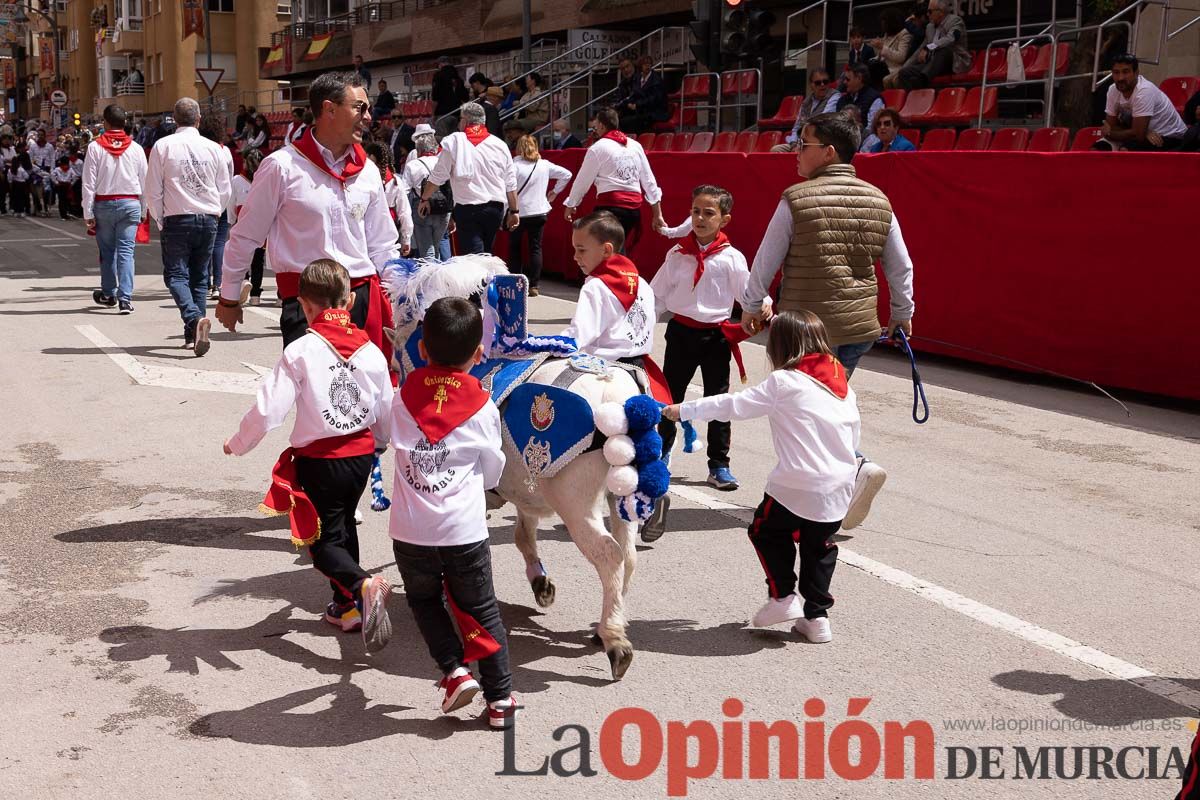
[383,254,509,327]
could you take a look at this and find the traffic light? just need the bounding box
[744,5,777,57]
[721,0,776,61]
[73,112,81,127]
[688,0,718,69]
[720,0,747,59]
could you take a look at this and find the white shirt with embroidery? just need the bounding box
[388,401,505,547]
[143,126,233,224]
[226,329,394,456]
[563,136,663,209]
[81,137,149,221]
[562,275,656,360]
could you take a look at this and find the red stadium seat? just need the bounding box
[899,128,921,147]
[653,104,697,132]
[915,87,966,125]
[734,130,759,153]
[1027,127,1069,152]
[960,49,989,83]
[650,132,674,152]
[684,75,713,99]
[688,131,714,152]
[720,72,738,97]
[755,131,783,151]
[989,127,1030,151]
[940,86,998,125]
[898,88,936,123]
[1025,43,1069,80]
[738,71,758,96]
[934,49,981,86]
[881,88,906,110]
[711,131,738,152]
[759,95,804,129]
[1159,76,1200,114]
[919,128,957,150]
[1070,126,1104,151]
[671,132,694,152]
[955,128,992,150]
[721,71,758,99]
[636,133,656,149]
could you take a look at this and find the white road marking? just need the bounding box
[0,237,75,243]
[0,270,41,277]
[76,324,262,395]
[42,243,80,248]
[668,482,1200,713]
[242,305,281,322]
[24,216,88,241]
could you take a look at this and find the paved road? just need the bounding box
[1,215,1197,799]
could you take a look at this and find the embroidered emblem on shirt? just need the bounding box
[410,436,449,477]
[626,301,648,337]
[530,393,555,431]
[328,363,362,417]
[349,203,367,222]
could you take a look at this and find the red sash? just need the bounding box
[400,366,490,444]
[588,254,640,311]
[290,128,365,184]
[673,314,752,384]
[261,449,322,547]
[794,353,849,399]
[677,231,730,287]
[630,355,673,405]
[445,581,502,663]
[464,124,489,146]
[595,190,643,209]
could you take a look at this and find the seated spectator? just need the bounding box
[896,0,969,90]
[873,8,915,89]
[619,56,669,134]
[469,72,493,99]
[373,80,397,120]
[1182,89,1200,151]
[551,119,583,149]
[772,68,842,152]
[846,27,876,70]
[861,108,915,153]
[500,79,523,113]
[614,59,638,112]
[1095,54,1188,151]
[837,64,884,135]
[482,86,505,137]
[901,2,930,61]
[519,72,550,133]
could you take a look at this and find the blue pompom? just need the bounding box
[633,430,663,465]
[624,394,661,434]
[637,460,671,499]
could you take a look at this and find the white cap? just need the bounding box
[412,123,435,137]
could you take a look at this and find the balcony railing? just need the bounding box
[116,81,145,96]
[116,17,144,32]
[270,0,458,45]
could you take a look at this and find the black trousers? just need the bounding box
[248,247,266,296]
[280,280,372,347]
[657,320,732,469]
[1179,725,1200,799]
[55,184,71,218]
[506,213,546,288]
[594,204,641,254]
[897,46,954,90]
[71,179,83,216]
[452,201,505,255]
[748,494,842,618]
[295,453,374,605]
[8,182,28,215]
[393,538,512,702]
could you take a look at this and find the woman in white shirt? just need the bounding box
[226,148,268,304]
[508,135,571,295]
[363,141,412,257]
[400,130,452,261]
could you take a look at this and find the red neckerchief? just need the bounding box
[400,366,490,445]
[382,167,394,183]
[464,124,489,146]
[306,308,370,361]
[677,231,730,288]
[589,254,640,312]
[96,130,133,157]
[291,127,365,184]
[794,353,849,399]
[602,130,628,146]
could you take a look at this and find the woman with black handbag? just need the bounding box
[508,135,571,296]
[401,125,454,260]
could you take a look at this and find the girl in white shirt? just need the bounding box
[508,135,572,295]
[363,141,412,255]
[663,310,861,644]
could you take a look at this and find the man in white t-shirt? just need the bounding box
[1100,54,1187,151]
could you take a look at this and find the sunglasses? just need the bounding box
[341,101,370,116]
[812,79,830,86]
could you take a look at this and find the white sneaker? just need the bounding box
[793,616,832,643]
[751,594,804,627]
[842,458,887,530]
[353,507,364,524]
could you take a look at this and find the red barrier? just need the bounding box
[530,150,1200,401]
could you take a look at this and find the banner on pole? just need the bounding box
[182,0,204,41]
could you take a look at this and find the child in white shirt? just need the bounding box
[663,310,861,644]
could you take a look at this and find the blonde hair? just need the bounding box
[516,134,541,162]
[765,310,835,369]
[299,259,351,308]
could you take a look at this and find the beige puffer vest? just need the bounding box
[779,163,893,346]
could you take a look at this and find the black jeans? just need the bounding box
[280,280,372,347]
[748,494,842,618]
[506,213,546,288]
[55,184,71,218]
[393,538,512,702]
[248,247,266,296]
[8,182,28,215]
[594,204,641,254]
[452,201,505,255]
[295,453,373,605]
[657,320,732,469]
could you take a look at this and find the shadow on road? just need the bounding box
[993,669,1200,724]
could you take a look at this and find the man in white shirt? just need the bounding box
[1100,54,1188,151]
[145,97,232,355]
[28,129,56,217]
[83,104,148,315]
[417,102,518,255]
[562,106,666,252]
[215,71,400,359]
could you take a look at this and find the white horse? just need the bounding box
[385,256,641,679]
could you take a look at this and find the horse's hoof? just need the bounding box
[607,644,634,680]
[531,575,556,608]
[589,631,603,646]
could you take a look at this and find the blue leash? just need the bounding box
[878,329,929,424]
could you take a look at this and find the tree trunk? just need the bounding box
[1055,0,1134,129]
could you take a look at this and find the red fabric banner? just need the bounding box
[182,0,204,41]
[531,150,1200,401]
[40,37,55,76]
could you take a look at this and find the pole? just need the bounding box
[203,1,213,112]
[521,0,531,71]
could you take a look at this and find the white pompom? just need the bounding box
[606,465,639,496]
[595,402,629,436]
[603,434,636,466]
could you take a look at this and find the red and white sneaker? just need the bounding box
[323,601,362,633]
[438,667,480,714]
[487,694,519,730]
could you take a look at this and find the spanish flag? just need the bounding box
[303,33,333,62]
[263,44,284,68]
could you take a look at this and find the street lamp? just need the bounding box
[12,2,61,92]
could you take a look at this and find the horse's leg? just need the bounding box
[606,492,638,597]
[513,507,555,608]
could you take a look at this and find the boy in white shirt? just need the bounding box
[389,297,516,729]
[650,185,750,497]
[224,260,394,652]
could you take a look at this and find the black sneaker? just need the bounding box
[640,495,670,543]
[118,300,134,315]
[193,318,212,357]
[183,321,196,350]
[92,290,117,308]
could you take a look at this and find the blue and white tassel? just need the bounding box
[370,454,390,512]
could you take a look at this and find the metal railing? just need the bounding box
[115,81,145,97]
[677,71,720,133]
[784,0,853,70]
[716,67,763,133]
[272,0,463,44]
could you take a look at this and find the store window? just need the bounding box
[207,0,234,12]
